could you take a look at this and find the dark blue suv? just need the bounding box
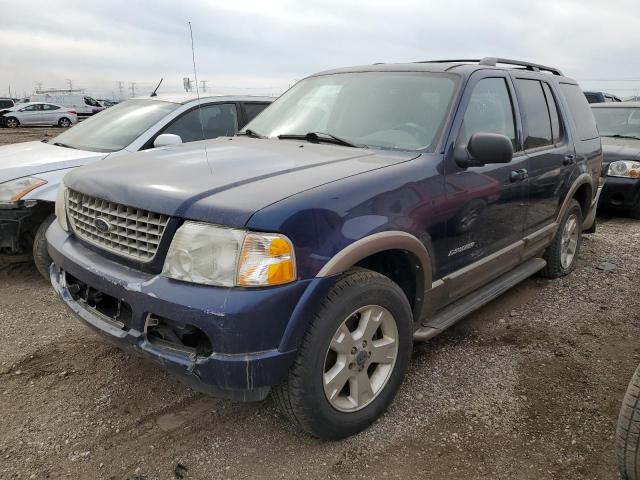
[47,58,602,439]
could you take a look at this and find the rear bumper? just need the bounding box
[46,221,332,401]
[599,177,640,211]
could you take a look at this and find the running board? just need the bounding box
[414,258,546,341]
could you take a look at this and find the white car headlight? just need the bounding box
[55,183,68,232]
[162,221,296,287]
[0,176,47,205]
[608,160,640,178]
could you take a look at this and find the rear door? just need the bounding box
[41,104,62,125]
[441,71,528,276]
[511,76,574,233]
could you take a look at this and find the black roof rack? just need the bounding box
[416,57,564,76]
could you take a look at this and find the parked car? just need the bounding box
[31,93,105,119]
[591,102,640,218]
[584,91,622,104]
[47,58,601,439]
[0,94,273,277]
[0,102,78,128]
[0,98,15,109]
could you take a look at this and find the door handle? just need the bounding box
[563,154,576,166]
[510,169,528,182]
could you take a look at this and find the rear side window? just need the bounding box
[0,100,13,108]
[458,77,517,150]
[243,103,269,122]
[541,83,563,144]
[560,83,599,140]
[514,79,552,149]
[163,103,238,142]
[43,104,60,111]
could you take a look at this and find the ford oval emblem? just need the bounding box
[94,217,111,233]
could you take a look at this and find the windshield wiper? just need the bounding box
[237,129,265,139]
[278,132,362,148]
[52,142,77,149]
[603,134,640,140]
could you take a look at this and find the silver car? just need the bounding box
[1,102,78,128]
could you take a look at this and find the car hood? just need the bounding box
[0,141,107,183]
[65,137,419,227]
[601,137,640,165]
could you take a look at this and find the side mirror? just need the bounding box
[153,133,183,148]
[454,133,513,168]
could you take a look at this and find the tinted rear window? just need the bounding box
[560,84,599,140]
[0,100,13,108]
[514,79,553,149]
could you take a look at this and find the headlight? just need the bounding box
[0,176,47,205]
[162,221,296,287]
[55,183,68,232]
[608,160,640,178]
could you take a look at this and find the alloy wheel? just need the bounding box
[560,213,579,269]
[323,305,399,412]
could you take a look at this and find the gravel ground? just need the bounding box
[1,128,640,479]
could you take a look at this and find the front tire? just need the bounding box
[273,268,413,439]
[617,363,640,479]
[5,117,19,128]
[541,199,582,278]
[33,214,55,280]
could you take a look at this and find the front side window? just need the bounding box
[162,103,238,143]
[21,104,42,112]
[514,79,553,149]
[50,99,178,152]
[458,77,517,149]
[592,107,640,139]
[244,72,459,152]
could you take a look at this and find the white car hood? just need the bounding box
[0,141,107,183]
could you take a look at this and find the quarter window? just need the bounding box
[560,83,599,140]
[163,104,238,143]
[514,79,553,149]
[458,77,517,150]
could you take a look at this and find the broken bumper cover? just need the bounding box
[0,206,32,252]
[47,221,310,402]
[599,177,640,211]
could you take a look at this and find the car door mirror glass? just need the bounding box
[153,133,183,148]
[455,132,513,168]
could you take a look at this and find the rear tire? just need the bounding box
[58,117,72,128]
[617,363,640,479]
[33,214,55,280]
[5,117,19,128]
[541,199,582,278]
[273,268,413,439]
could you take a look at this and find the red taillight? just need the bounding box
[68,110,77,115]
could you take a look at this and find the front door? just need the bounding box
[18,104,44,125]
[440,72,529,280]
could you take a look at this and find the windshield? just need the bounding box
[50,99,179,152]
[243,72,459,152]
[592,107,640,139]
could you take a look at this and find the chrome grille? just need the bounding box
[67,190,169,262]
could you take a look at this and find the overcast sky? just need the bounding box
[2,0,640,100]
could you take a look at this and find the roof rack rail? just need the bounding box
[417,57,564,76]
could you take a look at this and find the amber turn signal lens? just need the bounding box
[237,233,296,286]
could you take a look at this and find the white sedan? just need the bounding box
[1,102,78,128]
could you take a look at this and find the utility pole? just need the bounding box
[8,85,12,99]
[200,80,208,92]
[66,78,73,91]
[129,82,137,98]
[116,81,124,100]
[35,81,43,93]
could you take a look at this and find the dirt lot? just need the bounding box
[1,128,640,479]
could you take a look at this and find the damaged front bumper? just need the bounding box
[47,221,308,402]
[0,205,34,254]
